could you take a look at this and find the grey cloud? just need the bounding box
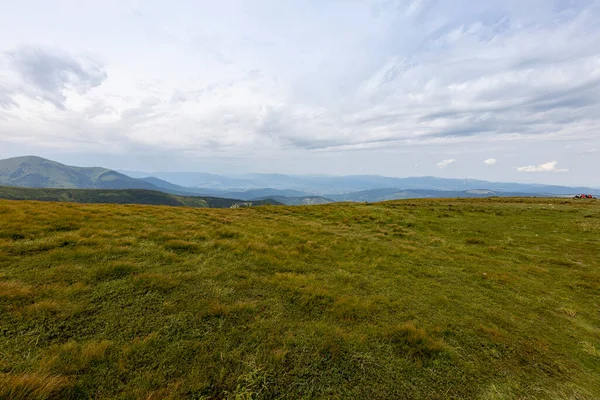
[283,136,352,151]
[425,125,495,139]
[523,77,600,110]
[168,71,266,106]
[169,90,188,104]
[120,97,165,126]
[352,113,406,128]
[0,88,18,110]
[257,105,412,151]
[6,46,107,109]
[415,77,600,139]
[0,96,17,109]
[419,77,600,127]
[84,100,116,119]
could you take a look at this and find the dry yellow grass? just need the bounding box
[0,280,32,299]
[0,373,72,400]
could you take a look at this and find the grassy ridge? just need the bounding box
[0,198,599,399]
[0,186,280,208]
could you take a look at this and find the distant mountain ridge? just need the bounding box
[326,188,560,203]
[0,156,158,190]
[121,170,256,190]
[2,157,598,206]
[0,156,283,207]
[119,169,600,196]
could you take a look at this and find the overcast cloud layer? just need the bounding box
[0,0,599,186]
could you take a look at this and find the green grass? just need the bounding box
[0,186,280,208]
[0,197,599,399]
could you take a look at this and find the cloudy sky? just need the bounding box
[0,0,599,186]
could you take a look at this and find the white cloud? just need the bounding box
[484,158,497,166]
[586,148,597,153]
[437,159,456,168]
[516,161,569,173]
[0,0,599,185]
[6,46,107,109]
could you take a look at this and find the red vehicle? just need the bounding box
[574,194,596,199]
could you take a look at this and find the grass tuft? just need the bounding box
[465,237,486,245]
[134,273,180,293]
[163,239,202,253]
[380,322,448,360]
[0,373,72,400]
[92,262,137,282]
[0,280,33,300]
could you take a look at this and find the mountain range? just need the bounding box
[120,169,600,197]
[1,156,598,206]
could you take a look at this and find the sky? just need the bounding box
[0,0,599,186]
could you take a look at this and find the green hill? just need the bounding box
[0,156,159,190]
[0,186,280,208]
[252,195,334,205]
[1,198,599,399]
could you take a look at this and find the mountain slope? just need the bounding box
[0,186,281,208]
[221,188,311,201]
[0,156,159,190]
[327,188,557,202]
[137,177,225,196]
[251,195,334,205]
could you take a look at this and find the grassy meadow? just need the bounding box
[0,198,599,399]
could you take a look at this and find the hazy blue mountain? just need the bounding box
[123,169,599,195]
[327,189,558,202]
[4,157,598,205]
[119,170,257,189]
[138,177,229,197]
[220,188,311,201]
[262,175,600,195]
[241,173,313,189]
[132,176,326,201]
